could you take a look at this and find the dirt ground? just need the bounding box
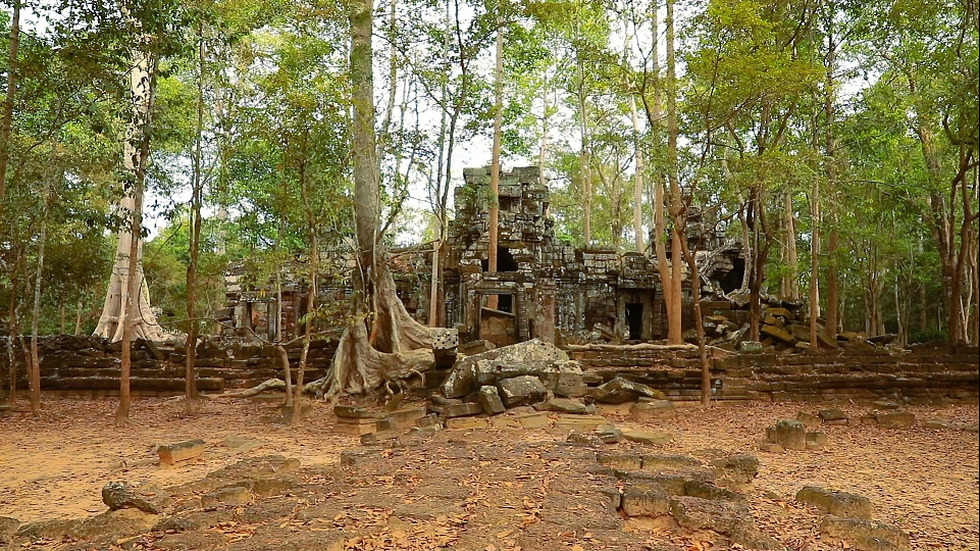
[0,395,977,550]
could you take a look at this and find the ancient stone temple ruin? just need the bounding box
[442,165,744,347]
[218,165,747,347]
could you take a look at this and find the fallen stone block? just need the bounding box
[766,419,806,451]
[682,480,744,501]
[222,434,261,451]
[565,432,604,447]
[796,486,872,519]
[381,407,426,429]
[641,454,702,471]
[708,454,759,486]
[334,405,375,419]
[554,414,607,431]
[446,416,488,430]
[431,401,483,418]
[592,377,665,404]
[535,397,593,415]
[334,417,378,436]
[477,385,506,415]
[630,399,677,421]
[806,432,828,448]
[761,324,795,344]
[738,341,763,353]
[596,452,643,470]
[668,496,761,546]
[102,482,170,514]
[442,338,568,398]
[819,516,909,550]
[922,418,952,429]
[497,375,548,407]
[758,442,783,453]
[201,483,252,508]
[596,425,624,443]
[621,483,670,517]
[874,411,915,429]
[360,430,402,444]
[17,509,156,542]
[543,366,588,397]
[819,408,849,424]
[157,440,206,466]
[151,516,196,533]
[415,413,443,431]
[621,429,673,446]
[796,411,821,430]
[493,411,550,430]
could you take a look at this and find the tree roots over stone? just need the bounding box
[306,266,449,400]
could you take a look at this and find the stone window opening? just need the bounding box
[481,247,518,273]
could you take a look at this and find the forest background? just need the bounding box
[0,0,977,358]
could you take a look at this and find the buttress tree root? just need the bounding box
[307,266,453,400]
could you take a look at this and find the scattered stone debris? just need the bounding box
[796,485,873,519]
[764,419,807,451]
[157,439,206,466]
[101,482,170,514]
[819,516,911,551]
[599,449,773,548]
[0,516,20,539]
[200,483,252,508]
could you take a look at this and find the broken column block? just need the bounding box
[432,328,459,370]
[796,486,872,519]
[765,419,806,451]
[478,385,506,415]
[157,439,206,466]
[497,375,548,407]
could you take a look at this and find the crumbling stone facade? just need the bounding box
[220,165,746,347]
[444,165,743,346]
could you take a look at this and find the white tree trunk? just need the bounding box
[93,49,168,343]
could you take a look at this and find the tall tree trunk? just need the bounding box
[428,240,441,326]
[316,0,452,401]
[576,21,592,246]
[665,0,684,345]
[293,159,315,425]
[809,194,821,348]
[644,0,681,344]
[809,109,821,349]
[824,221,839,340]
[487,14,503,309]
[781,193,799,300]
[0,0,20,200]
[185,22,205,411]
[29,170,54,416]
[5,276,18,406]
[116,48,158,426]
[95,51,167,343]
[630,95,645,253]
[822,17,839,343]
[74,299,83,336]
[539,77,550,187]
[351,0,380,293]
[275,221,292,405]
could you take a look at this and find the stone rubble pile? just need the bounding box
[796,486,910,551]
[701,297,898,354]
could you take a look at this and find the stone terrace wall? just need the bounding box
[0,335,335,397]
[567,344,980,403]
[4,336,976,403]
